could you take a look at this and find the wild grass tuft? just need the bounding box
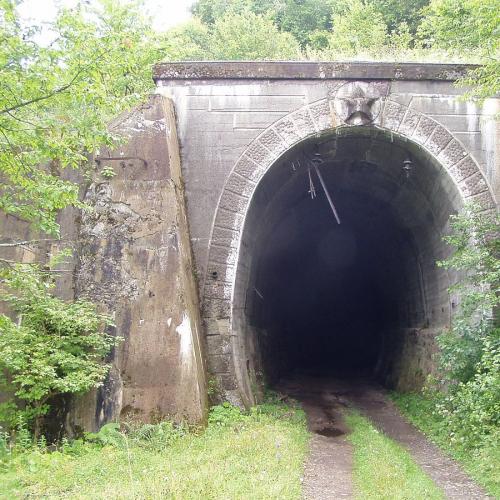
[346,410,444,500]
[0,399,309,499]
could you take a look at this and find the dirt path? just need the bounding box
[278,377,353,499]
[277,375,489,500]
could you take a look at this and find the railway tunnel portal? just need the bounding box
[156,62,497,407]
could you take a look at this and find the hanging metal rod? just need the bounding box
[313,164,341,225]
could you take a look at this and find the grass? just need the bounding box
[392,392,500,498]
[0,400,309,499]
[346,410,444,500]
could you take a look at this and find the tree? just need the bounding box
[208,10,301,60]
[436,205,500,385]
[166,9,301,61]
[166,18,211,61]
[0,0,163,235]
[0,0,160,438]
[269,0,340,48]
[326,0,388,56]
[192,0,341,47]
[191,0,273,25]
[371,0,430,34]
[418,0,500,100]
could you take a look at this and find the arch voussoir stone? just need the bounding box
[449,156,481,184]
[426,126,454,156]
[233,155,265,183]
[398,108,422,137]
[218,190,250,214]
[308,99,335,131]
[273,115,304,146]
[209,243,238,267]
[438,139,468,169]
[213,207,245,232]
[246,139,276,166]
[466,191,497,210]
[459,171,491,198]
[258,128,288,159]
[413,115,438,144]
[224,172,256,199]
[290,107,317,137]
[380,100,406,130]
[211,226,240,249]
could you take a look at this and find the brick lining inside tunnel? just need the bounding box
[201,97,496,408]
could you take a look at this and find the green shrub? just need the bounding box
[208,402,246,427]
[393,204,500,496]
[0,262,119,438]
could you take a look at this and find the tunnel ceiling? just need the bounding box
[252,128,461,239]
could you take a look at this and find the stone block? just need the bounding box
[410,96,478,116]
[426,126,453,156]
[448,156,480,183]
[245,140,275,166]
[233,155,265,182]
[438,139,468,168]
[209,244,238,266]
[204,318,232,337]
[412,116,437,145]
[430,114,481,133]
[381,100,406,130]
[233,111,287,129]
[224,173,256,198]
[466,191,496,209]
[208,354,232,374]
[258,128,287,158]
[274,116,302,146]
[211,226,240,249]
[206,261,236,283]
[218,190,250,214]
[202,298,231,319]
[217,373,238,391]
[308,100,333,132]
[291,108,317,137]
[206,335,232,356]
[186,96,210,110]
[204,281,233,301]
[399,109,421,137]
[459,172,489,197]
[209,95,304,112]
[213,208,245,232]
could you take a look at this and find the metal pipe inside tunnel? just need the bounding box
[233,129,462,394]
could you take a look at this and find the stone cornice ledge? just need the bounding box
[153,61,477,82]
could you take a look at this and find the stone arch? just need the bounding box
[202,93,496,404]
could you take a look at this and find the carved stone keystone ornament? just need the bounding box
[333,81,384,125]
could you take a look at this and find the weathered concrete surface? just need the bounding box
[156,62,499,406]
[70,95,207,431]
[154,61,476,82]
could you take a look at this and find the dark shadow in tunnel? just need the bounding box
[251,192,399,381]
[233,128,461,394]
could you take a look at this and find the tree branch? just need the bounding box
[0,68,84,115]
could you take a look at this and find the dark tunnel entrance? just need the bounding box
[232,127,464,399]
